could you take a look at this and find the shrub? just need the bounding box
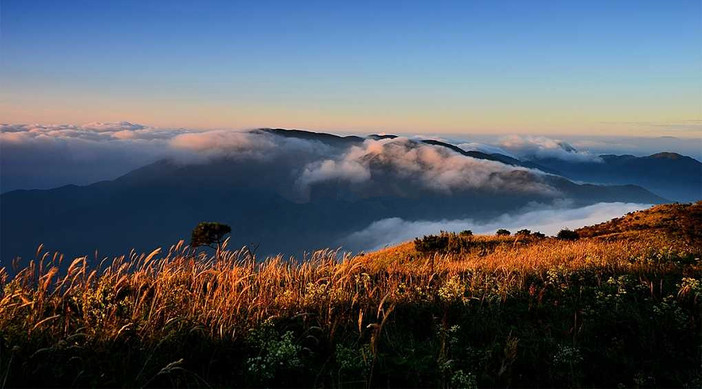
[415,234,450,253]
[414,232,472,253]
[496,229,511,236]
[557,229,579,241]
[516,229,532,236]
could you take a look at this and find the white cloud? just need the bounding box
[170,130,271,153]
[0,122,188,192]
[300,158,371,185]
[342,202,649,251]
[498,135,603,163]
[2,123,570,197]
[0,122,196,144]
[296,137,558,198]
[0,123,340,192]
[457,142,515,157]
[168,129,334,162]
[0,123,623,198]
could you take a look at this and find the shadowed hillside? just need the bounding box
[531,153,702,202]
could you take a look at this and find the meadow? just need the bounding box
[1,203,700,388]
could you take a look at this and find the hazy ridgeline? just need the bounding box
[1,203,700,387]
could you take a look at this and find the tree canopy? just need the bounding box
[191,222,232,248]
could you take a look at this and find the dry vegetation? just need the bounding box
[1,202,701,387]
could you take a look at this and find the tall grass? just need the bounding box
[1,229,700,387]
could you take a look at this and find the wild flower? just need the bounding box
[438,275,467,303]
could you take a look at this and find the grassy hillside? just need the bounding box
[1,202,701,387]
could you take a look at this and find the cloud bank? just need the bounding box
[342,202,648,251]
[0,122,189,192]
[457,142,515,157]
[296,137,556,199]
[498,135,603,163]
[2,122,563,199]
[5,121,688,199]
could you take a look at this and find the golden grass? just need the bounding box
[1,226,699,346]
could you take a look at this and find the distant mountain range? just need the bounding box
[1,128,692,263]
[528,152,701,202]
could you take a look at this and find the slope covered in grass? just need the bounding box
[1,202,700,387]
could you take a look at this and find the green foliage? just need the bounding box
[245,324,302,384]
[335,343,372,382]
[496,229,511,236]
[190,221,231,248]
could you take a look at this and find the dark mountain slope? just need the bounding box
[256,128,364,146]
[421,139,560,174]
[531,152,702,202]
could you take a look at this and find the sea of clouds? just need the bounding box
[4,121,697,194]
[1,121,670,254]
[1,122,558,197]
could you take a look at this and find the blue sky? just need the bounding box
[1,0,700,135]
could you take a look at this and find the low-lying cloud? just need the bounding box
[2,122,564,199]
[342,202,648,251]
[0,122,187,192]
[0,123,321,191]
[296,137,556,199]
[498,135,603,163]
[4,122,686,199]
[457,142,515,157]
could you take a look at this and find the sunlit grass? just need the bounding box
[1,202,700,387]
[2,230,698,344]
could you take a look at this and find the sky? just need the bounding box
[1,0,701,136]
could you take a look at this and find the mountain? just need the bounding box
[526,152,702,202]
[0,129,666,263]
[419,139,561,174]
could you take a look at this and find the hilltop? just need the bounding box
[359,201,701,268]
[577,201,702,243]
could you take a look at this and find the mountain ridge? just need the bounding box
[0,128,667,262]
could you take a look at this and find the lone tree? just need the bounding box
[191,222,232,250]
[496,229,511,236]
[557,228,579,241]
